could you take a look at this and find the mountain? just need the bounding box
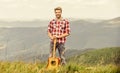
[0,20,48,27]
[101,17,120,26]
[0,17,120,61]
[109,17,120,22]
[67,17,120,49]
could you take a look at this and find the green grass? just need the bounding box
[0,61,119,73]
[0,61,44,73]
[68,47,120,65]
[0,47,120,73]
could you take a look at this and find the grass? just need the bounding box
[0,61,119,73]
[68,47,120,65]
[0,61,44,73]
[0,47,120,73]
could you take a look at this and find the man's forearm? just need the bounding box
[48,31,70,39]
[48,31,53,39]
[57,33,69,38]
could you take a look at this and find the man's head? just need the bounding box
[54,7,62,19]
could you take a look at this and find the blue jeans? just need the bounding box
[49,42,66,65]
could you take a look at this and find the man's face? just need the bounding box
[55,10,62,19]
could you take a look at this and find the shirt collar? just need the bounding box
[55,17,64,21]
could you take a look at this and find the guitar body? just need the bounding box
[46,57,60,70]
[46,39,61,70]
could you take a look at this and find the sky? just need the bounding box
[0,0,120,21]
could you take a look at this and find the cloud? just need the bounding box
[52,0,110,6]
[54,0,69,3]
[0,0,119,20]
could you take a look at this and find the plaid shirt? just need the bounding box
[48,18,70,43]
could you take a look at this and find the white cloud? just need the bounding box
[82,0,109,6]
[0,0,119,20]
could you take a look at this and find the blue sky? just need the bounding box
[0,0,120,21]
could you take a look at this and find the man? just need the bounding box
[47,7,70,65]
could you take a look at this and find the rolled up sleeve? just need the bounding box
[65,20,70,35]
[48,21,52,33]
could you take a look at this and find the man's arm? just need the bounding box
[48,31,69,39]
[48,21,56,40]
[48,31,53,40]
[56,33,70,38]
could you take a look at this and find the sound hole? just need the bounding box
[51,61,56,66]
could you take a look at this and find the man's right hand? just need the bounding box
[51,35,57,40]
[48,31,57,40]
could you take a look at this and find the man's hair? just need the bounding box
[54,7,62,12]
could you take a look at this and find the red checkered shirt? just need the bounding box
[48,18,70,43]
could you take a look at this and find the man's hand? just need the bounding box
[48,31,55,40]
[51,35,57,40]
[48,31,69,40]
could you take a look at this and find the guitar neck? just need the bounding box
[52,39,57,58]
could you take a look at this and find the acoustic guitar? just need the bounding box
[46,38,60,70]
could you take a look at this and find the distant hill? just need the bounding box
[0,20,48,27]
[0,17,120,61]
[109,17,120,22]
[101,17,120,25]
[68,47,120,65]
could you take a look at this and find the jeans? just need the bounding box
[49,42,66,65]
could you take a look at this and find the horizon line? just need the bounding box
[0,16,120,21]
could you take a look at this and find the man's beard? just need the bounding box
[56,15,61,19]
